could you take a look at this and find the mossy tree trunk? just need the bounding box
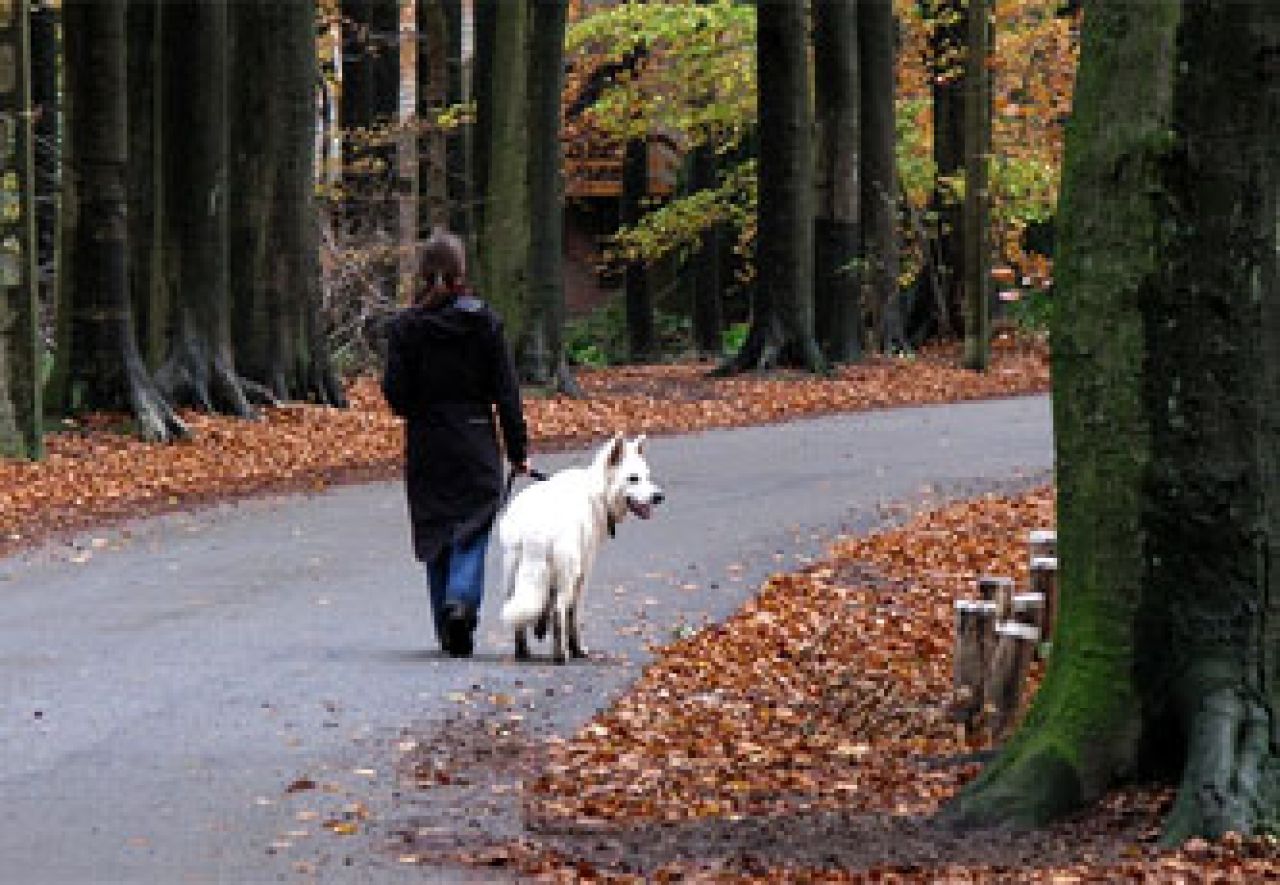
[813,0,863,365]
[719,0,824,374]
[0,0,42,459]
[51,0,186,441]
[947,0,1280,843]
[30,0,57,314]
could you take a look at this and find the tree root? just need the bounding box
[127,360,189,443]
[156,349,259,420]
[711,317,827,377]
[1161,686,1274,845]
[555,360,584,399]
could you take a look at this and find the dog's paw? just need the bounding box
[569,644,590,659]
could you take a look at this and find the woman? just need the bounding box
[381,229,529,657]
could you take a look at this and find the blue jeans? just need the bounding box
[426,530,490,641]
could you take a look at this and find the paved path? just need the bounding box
[0,396,1052,884]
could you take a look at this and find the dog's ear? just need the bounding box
[633,434,647,455]
[605,432,626,468]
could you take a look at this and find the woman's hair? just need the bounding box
[415,228,468,307]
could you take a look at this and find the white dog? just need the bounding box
[498,433,663,663]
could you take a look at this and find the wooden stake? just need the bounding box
[1030,555,1059,645]
[1028,528,1057,560]
[951,599,997,728]
[977,576,1014,667]
[984,597,1043,740]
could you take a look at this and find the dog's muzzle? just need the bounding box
[627,490,664,520]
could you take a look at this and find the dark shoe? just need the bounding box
[441,602,476,658]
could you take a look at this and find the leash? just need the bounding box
[502,466,549,507]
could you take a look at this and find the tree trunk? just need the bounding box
[690,144,724,358]
[230,0,343,407]
[470,0,495,242]
[155,0,256,416]
[859,0,902,353]
[719,0,823,374]
[473,0,530,342]
[0,0,42,459]
[340,0,399,284]
[961,0,992,371]
[418,0,450,232]
[523,0,578,393]
[622,136,655,362]
[30,0,57,316]
[813,0,863,364]
[273,0,346,406]
[126,0,165,370]
[910,0,967,343]
[441,0,469,236]
[229,0,280,400]
[946,0,1280,844]
[52,0,186,440]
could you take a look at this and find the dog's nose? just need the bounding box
[652,491,665,505]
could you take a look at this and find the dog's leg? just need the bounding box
[514,626,531,661]
[550,608,566,665]
[534,582,556,641]
[566,577,589,659]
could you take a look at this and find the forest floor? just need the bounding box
[0,334,1048,560]
[26,333,1259,879]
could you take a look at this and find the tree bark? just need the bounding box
[229,0,280,400]
[155,0,256,416]
[30,0,57,314]
[52,0,186,441]
[418,0,450,232]
[126,0,165,370]
[946,0,1280,843]
[523,0,578,393]
[859,0,902,353]
[473,0,531,342]
[719,0,823,374]
[910,0,967,343]
[961,0,992,371]
[813,0,863,364]
[622,135,655,362]
[0,0,42,459]
[340,0,399,279]
[690,144,724,358]
[230,0,344,406]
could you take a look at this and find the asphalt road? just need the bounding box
[0,395,1052,884]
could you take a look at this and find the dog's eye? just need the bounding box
[627,474,640,484]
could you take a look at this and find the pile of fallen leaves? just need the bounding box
[0,337,1047,558]
[526,489,1056,828]
[438,487,1280,882]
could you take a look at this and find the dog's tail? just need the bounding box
[500,537,553,627]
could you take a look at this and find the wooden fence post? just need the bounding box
[951,599,997,728]
[984,594,1042,740]
[1030,555,1059,649]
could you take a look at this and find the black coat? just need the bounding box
[380,293,528,562]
